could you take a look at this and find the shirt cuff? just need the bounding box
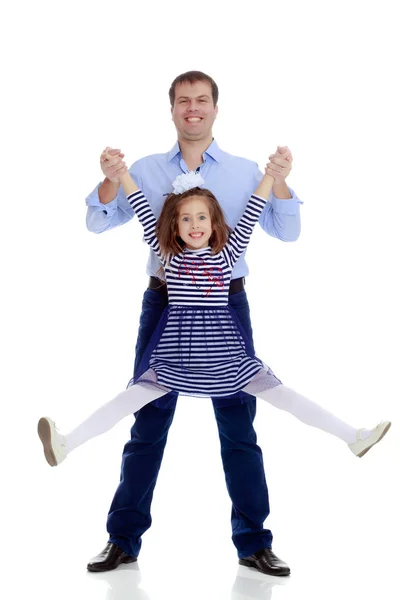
[85,183,119,215]
[270,187,303,215]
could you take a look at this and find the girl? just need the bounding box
[38,157,391,466]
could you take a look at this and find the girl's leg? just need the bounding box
[38,384,170,466]
[245,383,391,456]
[243,383,363,443]
[66,384,170,453]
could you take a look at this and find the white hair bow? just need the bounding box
[172,171,205,194]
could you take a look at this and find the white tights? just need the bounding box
[250,385,361,444]
[66,385,167,453]
[65,383,364,454]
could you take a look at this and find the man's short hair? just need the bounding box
[169,71,219,107]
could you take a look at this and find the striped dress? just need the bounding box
[127,190,281,398]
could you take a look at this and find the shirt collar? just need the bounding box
[167,138,224,164]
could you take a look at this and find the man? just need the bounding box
[85,71,301,576]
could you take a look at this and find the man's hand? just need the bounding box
[100,147,127,182]
[266,146,293,184]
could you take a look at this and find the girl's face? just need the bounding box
[177,196,213,250]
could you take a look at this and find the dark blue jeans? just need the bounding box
[107,287,272,558]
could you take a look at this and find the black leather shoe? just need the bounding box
[239,548,290,577]
[87,542,137,572]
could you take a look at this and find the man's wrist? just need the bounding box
[99,178,120,205]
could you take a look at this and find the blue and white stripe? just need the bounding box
[127,190,280,397]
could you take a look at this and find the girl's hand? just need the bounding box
[265,146,293,184]
[100,147,127,182]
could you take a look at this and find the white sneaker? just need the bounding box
[348,421,391,457]
[37,417,67,466]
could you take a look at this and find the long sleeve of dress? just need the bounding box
[222,194,267,266]
[126,190,164,263]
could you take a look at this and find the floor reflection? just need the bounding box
[231,565,289,599]
[87,563,151,600]
[87,562,290,600]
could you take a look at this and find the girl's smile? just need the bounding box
[178,196,213,250]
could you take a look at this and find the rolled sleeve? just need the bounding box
[258,186,303,242]
[85,166,142,233]
[85,183,119,215]
[270,187,303,215]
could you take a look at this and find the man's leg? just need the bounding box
[213,399,289,576]
[220,289,271,556]
[213,398,272,557]
[88,285,177,570]
[107,399,177,556]
[213,288,289,576]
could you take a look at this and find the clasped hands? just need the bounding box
[99,145,293,185]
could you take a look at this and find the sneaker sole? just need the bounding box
[37,418,57,467]
[357,421,392,457]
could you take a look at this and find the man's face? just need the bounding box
[177,196,213,250]
[171,80,218,142]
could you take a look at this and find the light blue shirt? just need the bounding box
[85,140,302,279]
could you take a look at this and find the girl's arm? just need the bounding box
[223,171,275,265]
[254,172,275,201]
[118,170,164,261]
[119,170,140,197]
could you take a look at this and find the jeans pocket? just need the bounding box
[229,290,250,312]
[143,288,166,309]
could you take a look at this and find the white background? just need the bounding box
[1,1,399,599]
